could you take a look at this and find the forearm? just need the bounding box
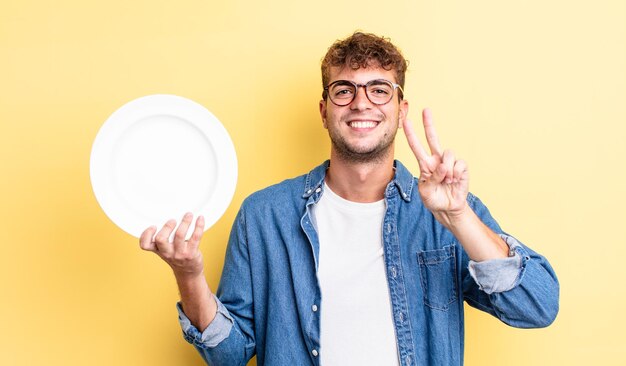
[176,272,217,332]
[434,203,509,261]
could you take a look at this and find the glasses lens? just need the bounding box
[366,80,394,104]
[328,81,356,106]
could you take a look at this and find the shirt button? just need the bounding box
[312,304,318,312]
[398,312,405,322]
[306,189,312,194]
[315,187,321,193]
[390,266,397,278]
[312,349,318,357]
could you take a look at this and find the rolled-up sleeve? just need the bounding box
[467,234,527,294]
[177,294,234,348]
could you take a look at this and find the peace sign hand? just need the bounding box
[402,109,470,225]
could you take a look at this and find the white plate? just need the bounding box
[90,94,237,238]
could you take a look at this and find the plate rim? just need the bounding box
[90,94,238,238]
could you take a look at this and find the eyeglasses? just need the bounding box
[323,79,404,106]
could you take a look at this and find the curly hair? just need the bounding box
[321,31,408,100]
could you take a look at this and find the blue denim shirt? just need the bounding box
[177,160,559,366]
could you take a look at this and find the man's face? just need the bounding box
[319,66,409,163]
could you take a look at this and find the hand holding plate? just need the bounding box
[139,212,206,279]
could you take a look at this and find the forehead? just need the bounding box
[328,66,397,84]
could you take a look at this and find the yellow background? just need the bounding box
[1,0,624,365]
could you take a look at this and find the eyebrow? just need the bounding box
[330,79,393,86]
[330,80,354,86]
[368,79,390,85]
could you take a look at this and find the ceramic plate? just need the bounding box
[90,94,237,238]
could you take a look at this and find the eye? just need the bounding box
[332,86,355,98]
[370,87,390,95]
[367,80,393,97]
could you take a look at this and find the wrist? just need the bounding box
[174,269,206,288]
[433,202,473,230]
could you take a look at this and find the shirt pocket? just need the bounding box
[417,245,458,311]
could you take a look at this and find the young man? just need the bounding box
[140,32,559,366]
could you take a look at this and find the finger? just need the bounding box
[431,163,448,184]
[188,215,205,251]
[402,118,431,171]
[422,108,443,156]
[442,149,455,184]
[139,226,158,252]
[174,212,193,246]
[154,219,177,255]
[453,159,468,183]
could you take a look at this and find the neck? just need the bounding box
[325,149,395,203]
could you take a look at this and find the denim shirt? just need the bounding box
[177,160,559,366]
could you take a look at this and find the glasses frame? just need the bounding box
[323,78,404,106]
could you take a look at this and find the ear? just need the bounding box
[319,99,328,129]
[398,99,409,129]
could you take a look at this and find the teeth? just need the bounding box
[350,121,377,128]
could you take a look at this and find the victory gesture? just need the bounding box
[402,108,470,223]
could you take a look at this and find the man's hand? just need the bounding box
[139,212,206,279]
[402,108,508,260]
[139,213,218,330]
[402,108,470,225]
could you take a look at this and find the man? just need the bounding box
[139,32,559,366]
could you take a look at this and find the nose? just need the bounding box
[350,85,373,111]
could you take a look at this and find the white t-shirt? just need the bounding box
[310,183,400,366]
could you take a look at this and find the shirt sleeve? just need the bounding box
[177,294,234,348]
[462,192,559,328]
[173,206,257,365]
[467,234,526,294]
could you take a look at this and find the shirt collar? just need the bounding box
[302,160,414,202]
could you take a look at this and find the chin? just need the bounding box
[335,144,393,163]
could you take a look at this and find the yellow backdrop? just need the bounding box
[1,0,625,365]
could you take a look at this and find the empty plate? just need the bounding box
[90,94,237,238]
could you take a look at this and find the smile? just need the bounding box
[348,121,379,129]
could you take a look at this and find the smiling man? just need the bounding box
[140,32,559,366]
